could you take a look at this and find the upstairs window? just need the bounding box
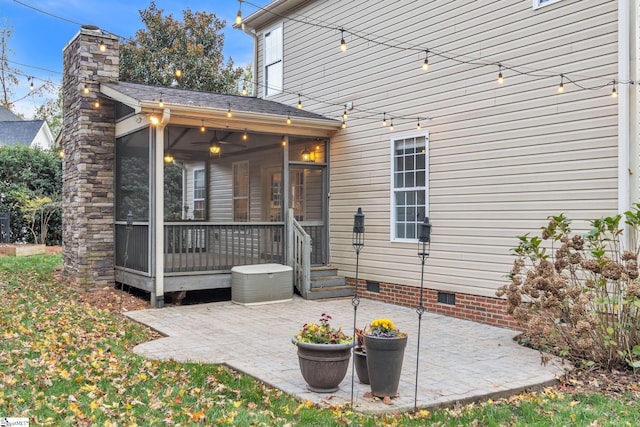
[391,133,428,241]
[264,24,283,97]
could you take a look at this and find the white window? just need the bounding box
[391,133,428,241]
[264,24,283,97]
[193,168,205,220]
[233,161,250,221]
[532,0,561,9]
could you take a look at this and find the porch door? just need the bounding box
[289,165,327,265]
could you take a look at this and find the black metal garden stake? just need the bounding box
[350,207,365,408]
[414,217,431,412]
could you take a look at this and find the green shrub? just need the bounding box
[497,207,640,370]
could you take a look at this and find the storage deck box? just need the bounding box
[231,263,293,305]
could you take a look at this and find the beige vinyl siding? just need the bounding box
[254,0,619,298]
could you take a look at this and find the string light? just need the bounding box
[422,50,429,71]
[341,119,347,129]
[93,100,100,109]
[242,128,248,140]
[200,121,206,132]
[28,77,33,91]
[227,104,232,118]
[281,136,287,147]
[416,119,421,130]
[99,40,106,52]
[297,94,303,109]
[158,93,164,108]
[389,119,394,131]
[611,80,618,98]
[286,114,291,125]
[343,107,348,120]
[163,152,174,163]
[497,64,504,84]
[174,68,183,78]
[340,29,347,52]
[83,81,89,94]
[149,115,159,125]
[242,85,247,96]
[382,112,387,127]
[235,0,242,25]
[558,74,564,93]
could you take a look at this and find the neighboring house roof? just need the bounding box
[101,81,338,125]
[0,120,53,149]
[0,105,23,121]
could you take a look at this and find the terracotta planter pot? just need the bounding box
[363,335,407,398]
[294,340,353,392]
[353,347,369,384]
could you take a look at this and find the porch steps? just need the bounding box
[306,265,354,300]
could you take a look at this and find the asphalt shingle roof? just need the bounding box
[0,121,45,146]
[0,105,23,121]
[102,81,337,123]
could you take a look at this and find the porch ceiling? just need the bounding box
[100,81,340,138]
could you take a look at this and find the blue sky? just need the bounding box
[2,0,270,117]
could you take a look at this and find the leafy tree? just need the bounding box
[22,195,60,244]
[0,23,20,110]
[34,88,63,139]
[0,145,62,244]
[120,2,245,93]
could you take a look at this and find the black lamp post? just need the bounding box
[350,207,365,407]
[414,216,431,412]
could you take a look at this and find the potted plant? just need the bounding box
[353,327,369,384]
[362,318,408,404]
[292,313,353,392]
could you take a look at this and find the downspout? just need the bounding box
[154,108,170,308]
[618,0,631,216]
[241,23,259,96]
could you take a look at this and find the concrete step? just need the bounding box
[310,265,339,278]
[306,285,354,300]
[310,275,346,288]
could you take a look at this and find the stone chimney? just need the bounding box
[61,26,119,290]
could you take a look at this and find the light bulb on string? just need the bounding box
[343,108,348,120]
[99,40,106,52]
[158,93,164,108]
[242,129,248,141]
[382,112,387,127]
[416,119,421,130]
[175,68,183,78]
[28,77,33,91]
[83,81,89,94]
[94,100,100,109]
[497,64,504,84]
[340,29,347,52]
[557,74,564,93]
[242,85,247,96]
[200,121,206,133]
[341,119,347,129]
[611,80,618,98]
[227,104,232,118]
[389,119,394,131]
[297,94,303,110]
[286,114,292,125]
[281,136,287,147]
[235,0,242,25]
[422,50,429,71]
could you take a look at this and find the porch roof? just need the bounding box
[100,81,340,134]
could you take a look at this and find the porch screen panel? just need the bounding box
[116,127,149,221]
[392,135,428,241]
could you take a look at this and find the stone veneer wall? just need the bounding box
[61,27,119,290]
[348,278,519,330]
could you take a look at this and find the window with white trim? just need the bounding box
[391,133,428,241]
[233,161,249,221]
[193,168,205,220]
[532,0,561,9]
[264,24,283,97]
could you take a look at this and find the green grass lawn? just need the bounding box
[1,254,638,426]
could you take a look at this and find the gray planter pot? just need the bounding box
[353,347,369,384]
[294,340,353,392]
[363,335,407,398]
